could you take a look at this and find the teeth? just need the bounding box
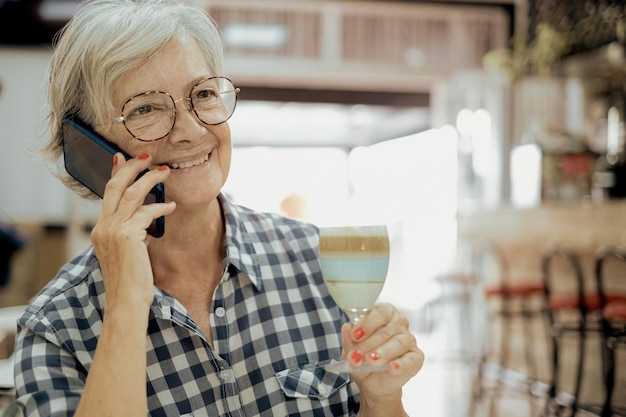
[169,154,209,169]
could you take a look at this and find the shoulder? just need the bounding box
[19,246,105,332]
[222,194,320,244]
[239,205,317,242]
[222,198,321,268]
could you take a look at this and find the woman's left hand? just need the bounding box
[341,303,424,414]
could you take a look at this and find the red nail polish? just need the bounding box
[368,351,380,361]
[157,165,168,171]
[351,350,363,363]
[113,154,119,166]
[391,361,400,370]
[138,153,150,160]
[353,327,364,341]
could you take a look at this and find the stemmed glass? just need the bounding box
[318,224,390,372]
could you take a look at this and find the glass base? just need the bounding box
[324,360,389,373]
[345,307,370,324]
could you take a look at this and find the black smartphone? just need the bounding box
[62,116,165,238]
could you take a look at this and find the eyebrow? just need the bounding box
[119,76,215,104]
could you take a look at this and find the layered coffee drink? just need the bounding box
[318,225,389,323]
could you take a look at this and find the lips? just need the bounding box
[168,153,209,169]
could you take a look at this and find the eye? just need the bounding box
[135,103,155,116]
[123,92,172,120]
[193,87,219,101]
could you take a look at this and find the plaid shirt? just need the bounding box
[14,194,360,416]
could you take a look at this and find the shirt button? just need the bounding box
[219,368,234,382]
[215,306,226,318]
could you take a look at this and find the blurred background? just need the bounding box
[2,0,626,416]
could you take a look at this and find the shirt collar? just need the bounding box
[219,193,263,290]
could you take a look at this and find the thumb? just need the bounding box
[341,323,354,354]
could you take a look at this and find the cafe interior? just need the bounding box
[1,0,626,416]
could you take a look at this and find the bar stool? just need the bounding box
[593,246,626,417]
[431,270,481,363]
[426,237,487,364]
[470,240,546,417]
[541,244,604,417]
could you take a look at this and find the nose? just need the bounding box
[169,97,204,140]
[173,97,192,109]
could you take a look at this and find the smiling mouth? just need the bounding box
[168,154,209,169]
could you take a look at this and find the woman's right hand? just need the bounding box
[90,152,175,311]
[75,153,174,417]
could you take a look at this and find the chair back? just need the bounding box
[594,246,626,318]
[541,244,587,316]
[470,239,508,288]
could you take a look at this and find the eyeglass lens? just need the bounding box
[121,77,238,141]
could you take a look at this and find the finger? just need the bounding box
[130,200,176,239]
[101,152,153,216]
[114,161,170,222]
[386,345,425,378]
[349,304,409,353]
[340,324,354,358]
[350,303,397,341]
[347,332,423,380]
[347,306,414,364]
[359,331,417,366]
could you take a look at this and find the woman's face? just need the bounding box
[98,36,232,208]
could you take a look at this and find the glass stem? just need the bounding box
[346,307,369,325]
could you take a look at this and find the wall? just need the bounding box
[0,48,86,307]
[0,47,70,222]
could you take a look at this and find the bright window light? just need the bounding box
[222,23,289,49]
[37,0,81,21]
[510,143,542,208]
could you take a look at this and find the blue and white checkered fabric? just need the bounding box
[13,194,360,416]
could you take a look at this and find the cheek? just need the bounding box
[216,125,232,174]
[220,147,232,178]
[96,124,145,157]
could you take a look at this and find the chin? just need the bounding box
[167,186,221,207]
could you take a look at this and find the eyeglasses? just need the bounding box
[115,76,240,142]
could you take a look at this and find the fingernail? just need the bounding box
[157,165,168,171]
[113,154,119,166]
[352,327,364,341]
[350,350,363,363]
[391,361,400,370]
[138,153,150,160]
[368,351,380,361]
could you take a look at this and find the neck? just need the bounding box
[148,198,225,269]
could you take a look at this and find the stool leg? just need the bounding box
[546,325,584,417]
[489,305,513,417]
[469,342,487,416]
[571,322,586,415]
[522,302,539,416]
[601,336,616,417]
[544,319,560,417]
[468,306,496,417]
[468,375,480,417]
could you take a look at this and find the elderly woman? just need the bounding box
[13,0,423,416]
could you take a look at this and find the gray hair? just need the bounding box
[41,0,224,197]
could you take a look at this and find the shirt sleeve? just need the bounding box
[13,316,84,417]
